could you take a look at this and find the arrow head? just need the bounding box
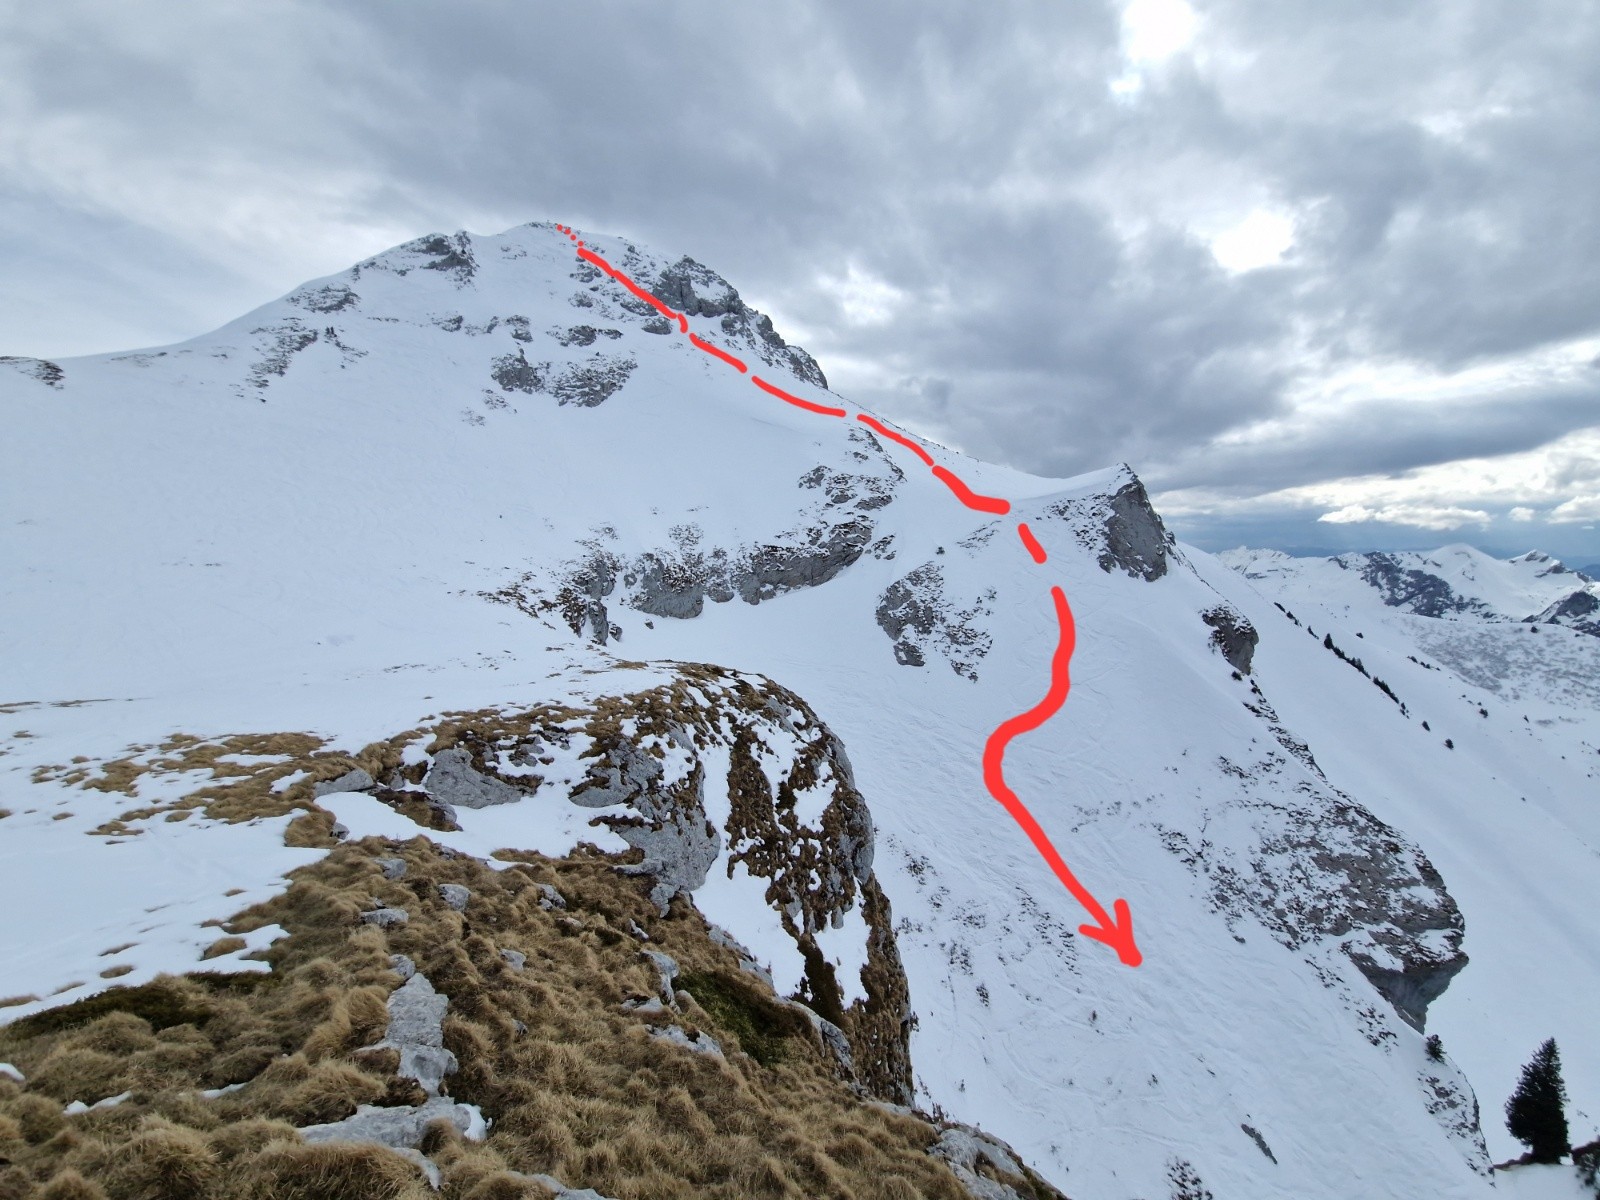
[1079,898,1142,967]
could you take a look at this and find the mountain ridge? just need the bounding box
[3,220,1598,1198]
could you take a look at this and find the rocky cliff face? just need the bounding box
[375,665,916,1103]
[648,255,829,389]
[487,425,905,645]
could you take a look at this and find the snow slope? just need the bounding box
[1218,545,1600,1162]
[5,222,1597,1197]
[1221,544,1600,630]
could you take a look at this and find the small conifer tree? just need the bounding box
[1505,1038,1570,1163]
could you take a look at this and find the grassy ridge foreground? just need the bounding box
[0,835,1063,1199]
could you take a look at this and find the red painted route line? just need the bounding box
[753,375,848,418]
[983,588,1141,966]
[559,225,1140,967]
[932,465,1011,515]
[856,413,935,466]
[1018,521,1047,564]
[689,332,748,373]
[578,247,689,331]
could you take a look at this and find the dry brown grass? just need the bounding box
[0,833,1029,1199]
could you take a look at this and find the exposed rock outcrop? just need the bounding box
[1043,466,1174,582]
[875,563,996,679]
[931,1122,1070,1200]
[489,348,637,406]
[649,255,829,388]
[487,428,901,642]
[1159,700,1467,1031]
[424,746,526,810]
[1202,604,1259,674]
[0,356,65,389]
[297,968,485,1171]
[1350,552,1493,619]
[1527,588,1600,637]
[287,282,360,313]
[412,666,916,1103]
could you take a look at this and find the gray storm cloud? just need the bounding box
[2,0,1596,555]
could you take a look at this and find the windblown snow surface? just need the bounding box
[3,222,1597,1198]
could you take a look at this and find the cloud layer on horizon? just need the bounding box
[2,0,1596,555]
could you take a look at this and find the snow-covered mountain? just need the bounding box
[3,222,1598,1199]
[1221,544,1600,635]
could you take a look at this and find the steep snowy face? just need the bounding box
[9,220,1597,1198]
[1217,543,1600,1168]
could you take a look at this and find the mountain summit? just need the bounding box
[3,222,1597,1198]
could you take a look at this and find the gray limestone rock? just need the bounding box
[930,1124,1058,1200]
[389,954,416,981]
[733,520,873,603]
[1158,720,1468,1032]
[707,924,775,989]
[1044,468,1174,583]
[0,357,65,389]
[375,973,457,1097]
[875,563,994,680]
[1099,476,1171,581]
[649,256,828,388]
[1527,589,1600,637]
[642,950,680,1005]
[425,747,524,810]
[570,739,666,808]
[244,321,319,392]
[313,768,375,797]
[298,1095,482,1150]
[1202,605,1259,674]
[571,739,721,913]
[499,948,526,971]
[1353,553,1491,619]
[1348,941,1468,1032]
[556,324,623,347]
[527,1174,618,1200]
[409,232,478,283]
[360,906,409,929]
[491,348,544,393]
[288,283,359,313]
[648,1024,723,1058]
[376,857,408,880]
[628,552,709,619]
[548,354,636,407]
[413,666,912,1105]
[437,883,471,912]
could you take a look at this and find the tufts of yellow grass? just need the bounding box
[0,836,1065,1199]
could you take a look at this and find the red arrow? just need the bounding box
[562,228,1139,967]
[982,586,1142,967]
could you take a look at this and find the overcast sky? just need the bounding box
[4,0,1597,560]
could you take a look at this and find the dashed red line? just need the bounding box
[856,413,935,466]
[752,375,847,417]
[557,226,1135,962]
[1018,522,1047,563]
[932,466,1011,515]
[689,332,748,373]
[578,247,686,327]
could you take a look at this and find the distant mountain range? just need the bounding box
[1219,545,1600,637]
